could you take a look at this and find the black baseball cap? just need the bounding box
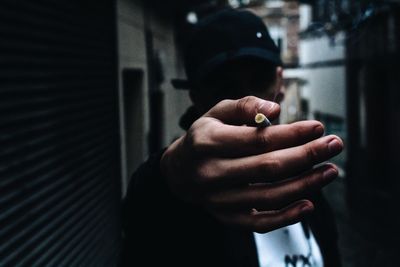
[172,8,282,90]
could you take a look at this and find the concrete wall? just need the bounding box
[117,0,190,195]
[299,32,346,66]
[149,14,190,147]
[283,32,347,171]
[285,66,346,119]
[294,32,346,119]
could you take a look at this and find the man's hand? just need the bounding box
[161,96,343,233]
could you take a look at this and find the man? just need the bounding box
[121,9,342,267]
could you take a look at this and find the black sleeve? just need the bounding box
[120,149,218,266]
[119,150,259,267]
[120,149,186,265]
[122,149,175,226]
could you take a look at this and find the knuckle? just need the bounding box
[191,132,206,153]
[301,170,323,191]
[188,119,218,155]
[261,190,273,204]
[193,160,218,185]
[300,175,313,191]
[255,131,271,148]
[304,144,319,163]
[219,99,232,106]
[261,158,281,178]
[192,162,208,184]
[189,118,203,130]
[236,96,255,114]
[253,186,272,204]
[186,126,211,155]
[193,162,208,182]
[215,99,232,110]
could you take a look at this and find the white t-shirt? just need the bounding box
[254,222,323,267]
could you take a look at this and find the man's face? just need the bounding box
[193,59,283,113]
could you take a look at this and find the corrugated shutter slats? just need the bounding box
[0,0,121,266]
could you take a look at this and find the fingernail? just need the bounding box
[300,203,314,213]
[314,124,324,136]
[265,102,279,115]
[328,139,343,154]
[323,167,338,180]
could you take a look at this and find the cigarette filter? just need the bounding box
[255,113,271,128]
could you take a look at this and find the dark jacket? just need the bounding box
[121,107,341,267]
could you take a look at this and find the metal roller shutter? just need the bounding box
[0,0,121,266]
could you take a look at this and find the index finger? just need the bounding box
[204,96,280,126]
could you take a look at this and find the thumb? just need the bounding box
[204,96,280,126]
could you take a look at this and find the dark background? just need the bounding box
[0,0,399,266]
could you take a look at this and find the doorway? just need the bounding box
[122,68,145,180]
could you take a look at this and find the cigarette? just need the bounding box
[255,113,271,128]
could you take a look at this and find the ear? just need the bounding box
[274,66,283,95]
[273,66,285,103]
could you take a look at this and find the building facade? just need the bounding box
[117,0,191,194]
